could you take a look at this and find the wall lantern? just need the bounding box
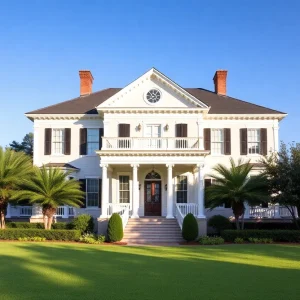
[137,123,142,131]
[139,184,141,190]
[165,184,168,191]
[165,124,169,131]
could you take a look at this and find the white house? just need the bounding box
[6,68,288,242]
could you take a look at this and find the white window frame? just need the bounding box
[117,172,132,205]
[52,128,65,155]
[175,174,188,203]
[247,129,261,155]
[86,178,99,208]
[211,128,224,155]
[87,128,99,155]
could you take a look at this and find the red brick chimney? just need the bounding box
[79,70,94,96]
[213,70,228,95]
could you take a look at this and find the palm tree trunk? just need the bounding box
[235,215,240,230]
[0,209,5,229]
[43,215,48,229]
[47,214,54,230]
[241,213,245,230]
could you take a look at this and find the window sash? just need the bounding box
[176,175,187,203]
[247,129,261,154]
[119,176,130,203]
[87,129,99,155]
[86,179,99,207]
[211,129,224,154]
[52,129,64,154]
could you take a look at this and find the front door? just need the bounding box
[144,181,161,216]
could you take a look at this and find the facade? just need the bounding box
[7,68,288,235]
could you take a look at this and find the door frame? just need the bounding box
[144,180,162,216]
[143,124,162,138]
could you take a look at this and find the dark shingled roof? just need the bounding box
[26,87,285,115]
[44,163,79,170]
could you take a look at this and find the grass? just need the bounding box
[1,243,300,300]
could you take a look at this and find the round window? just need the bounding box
[146,89,161,104]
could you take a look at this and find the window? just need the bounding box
[146,89,161,104]
[248,129,260,154]
[119,176,130,203]
[87,129,99,155]
[176,175,187,203]
[52,129,64,154]
[86,179,99,207]
[211,129,224,154]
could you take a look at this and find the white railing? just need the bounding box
[248,205,293,219]
[55,206,64,217]
[107,203,131,229]
[102,137,200,151]
[19,206,33,217]
[175,204,185,229]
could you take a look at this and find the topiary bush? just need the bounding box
[208,215,232,234]
[182,213,198,242]
[71,214,94,233]
[107,213,123,242]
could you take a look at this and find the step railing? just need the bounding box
[107,203,131,229]
[175,204,185,229]
[176,203,198,216]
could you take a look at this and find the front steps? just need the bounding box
[123,217,184,244]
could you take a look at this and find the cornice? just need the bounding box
[100,108,209,114]
[205,114,287,121]
[25,114,101,121]
[96,150,210,157]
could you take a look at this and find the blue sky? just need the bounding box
[0,0,299,146]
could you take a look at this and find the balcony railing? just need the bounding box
[102,137,201,151]
[245,205,295,219]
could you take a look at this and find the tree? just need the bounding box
[205,158,269,230]
[0,147,33,229]
[9,133,33,157]
[15,166,84,229]
[262,142,300,229]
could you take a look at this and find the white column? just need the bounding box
[5,203,11,218]
[197,115,204,150]
[100,163,109,217]
[244,204,250,219]
[131,164,139,218]
[62,206,69,219]
[166,164,174,218]
[197,163,206,218]
[273,120,279,153]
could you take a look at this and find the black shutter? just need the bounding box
[240,128,248,155]
[79,179,86,208]
[224,128,231,155]
[99,128,104,150]
[205,179,212,188]
[260,128,267,155]
[204,128,211,151]
[44,128,52,155]
[80,128,87,155]
[118,124,130,137]
[64,128,71,155]
[175,124,187,137]
[98,179,102,208]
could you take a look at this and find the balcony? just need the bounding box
[102,137,201,151]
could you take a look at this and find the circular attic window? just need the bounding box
[146,89,161,104]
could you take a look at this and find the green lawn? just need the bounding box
[1,243,300,300]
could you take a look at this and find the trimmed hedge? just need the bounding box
[182,213,198,242]
[208,215,232,234]
[0,229,81,241]
[6,222,72,230]
[107,213,123,242]
[243,221,300,230]
[71,214,94,233]
[221,230,300,243]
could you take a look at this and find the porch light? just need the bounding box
[165,124,169,131]
[137,123,142,131]
[165,184,167,191]
[139,184,141,190]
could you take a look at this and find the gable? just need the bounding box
[96,68,208,110]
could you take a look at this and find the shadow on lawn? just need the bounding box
[1,243,300,300]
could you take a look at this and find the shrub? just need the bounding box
[52,222,72,230]
[208,215,232,234]
[0,229,81,241]
[248,237,273,244]
[71,214,94,233]
[6,222,72,230]
[182,213,199,242]
[234,237,244,244]
[221,230,300,243]
[107,213,123,242]
[79,233,106,244]
[18,237,46,242]
[198,236,224,245]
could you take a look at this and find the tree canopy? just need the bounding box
[9,133,33,157]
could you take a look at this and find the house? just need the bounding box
[6,68,288,241]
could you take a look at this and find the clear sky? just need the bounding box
[0,0,299,147]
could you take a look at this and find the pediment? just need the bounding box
[97,68,209,110]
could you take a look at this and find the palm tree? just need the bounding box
[205,158,269,230]
[15,166,84,229]
[0,147,33,229]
